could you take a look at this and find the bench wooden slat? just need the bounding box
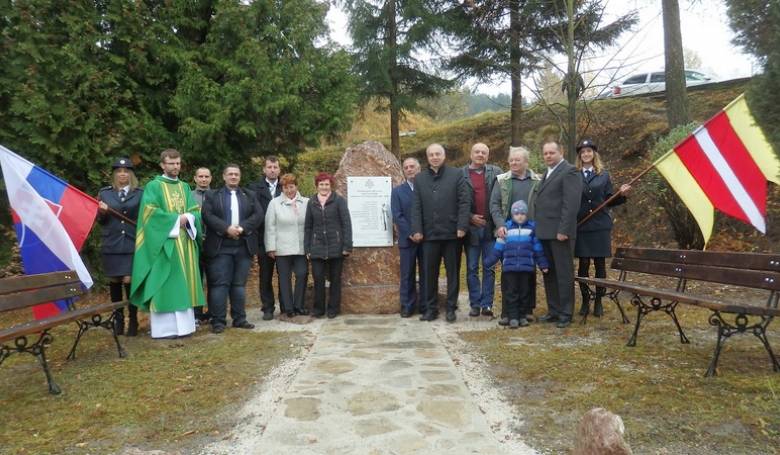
[577,277,780,317]
[0,283,85,313]
[615,247,780,272]
[610,258,780,291]
[0,300,127,343]
[0,271,80,294]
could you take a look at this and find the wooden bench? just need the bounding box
[576,247,780,377]
[0,271,128,394]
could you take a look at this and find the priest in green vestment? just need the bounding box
[130,149,205,338]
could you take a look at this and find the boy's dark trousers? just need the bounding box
[501,271,534,320]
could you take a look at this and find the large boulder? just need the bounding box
[333,141,405,313]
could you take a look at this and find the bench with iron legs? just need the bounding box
[576,247,780,377]
[0,271,128,394]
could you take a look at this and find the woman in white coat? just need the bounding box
[264,174,309,317]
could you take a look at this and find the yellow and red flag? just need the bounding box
[655,93,780,245]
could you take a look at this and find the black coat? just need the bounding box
[576,170,626,233]
[411,165,470,241]
[304,193,353,260]
[201,186,265,258]
[247,179,282,253]
[98,186,142,255]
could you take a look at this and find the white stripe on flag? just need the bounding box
[0,145,94,288]
[693,128,766,233]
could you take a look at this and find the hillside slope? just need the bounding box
[299,83,779,252]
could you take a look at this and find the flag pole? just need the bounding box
[105,206,137,226]
[576,148,675,227]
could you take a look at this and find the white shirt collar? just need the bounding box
[546,159,564,176]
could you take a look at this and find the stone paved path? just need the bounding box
[205,314,537,455]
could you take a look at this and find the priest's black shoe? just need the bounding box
[233,321,255,329]
[555,317,572,328]
[538,313,559,323]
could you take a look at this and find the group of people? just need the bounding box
[96,138,628,339]
[98,149,352,338]
[392,140,629,329]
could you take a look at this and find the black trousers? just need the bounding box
[577,257,606,301]
[500,271,536,319]
[311,257,343,315]
[422,239,460,314]
[501,271,534,320]
[258,252,279,314]
[276,255,308,313]
[541,238,575,319]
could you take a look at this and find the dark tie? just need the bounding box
[119,189,126,201]
[584,170,592,180]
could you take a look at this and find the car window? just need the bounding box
[623,75,646,85]
[650,72,665,83]
[685,71,706,81]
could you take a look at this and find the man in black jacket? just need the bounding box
[247,156,283,320]
[411,143,470,323]
[202,164,265,334]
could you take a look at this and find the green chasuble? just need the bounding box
[130,176,205,313]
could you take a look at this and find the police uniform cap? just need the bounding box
[576,139,597,153]
[112,157,134,170]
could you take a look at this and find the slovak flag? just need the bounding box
[0,145,99,319]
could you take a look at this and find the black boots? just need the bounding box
[593,298,604,318]
[126,305,138,336]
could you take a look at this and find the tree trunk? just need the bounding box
[509,0,522,146]
[662,0,690,128]
[564,0,577,163]
[387,0,401,157]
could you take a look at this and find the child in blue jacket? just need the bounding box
[486,200,549,328]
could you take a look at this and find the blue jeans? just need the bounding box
[207,244,253,328]
[465,228,495,309]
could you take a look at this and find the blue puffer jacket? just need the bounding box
[485,220,549,272]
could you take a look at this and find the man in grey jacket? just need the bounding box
[411,144,470,323]
[532,141,582,328]
[462,143,503,317]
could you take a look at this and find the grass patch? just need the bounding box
[461,278,780,454]
[0,320,302,454]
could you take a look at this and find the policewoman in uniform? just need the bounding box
[98,157,143,336]
[574,140,630,317]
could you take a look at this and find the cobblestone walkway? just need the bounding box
[205,314,536,455]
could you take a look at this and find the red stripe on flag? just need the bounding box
[705,112,767,216]
[675,135,750,224]
[58,186,99,250]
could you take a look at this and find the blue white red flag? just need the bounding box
[0,145,98,319]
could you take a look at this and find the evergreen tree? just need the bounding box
[0,0,356,190]
[343,0,453,157]
[726,0,780,154]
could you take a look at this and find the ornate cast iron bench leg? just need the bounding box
[608,289,630,324]
[666,302,690,344]
[626,295,649,347]
[66,313,127,361]
[10,332,62,394]
[706,312,778,377]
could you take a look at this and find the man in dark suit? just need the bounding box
[247,156,283,320]
[411,143,470,323]
[532,141,583,328]
[391,157,423,318]
[462,143,503,318]
[202,164,265,334]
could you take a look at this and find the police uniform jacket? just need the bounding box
[98,186,142,276]
[576,169,626,233]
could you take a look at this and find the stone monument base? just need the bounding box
[341,284,400,314]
